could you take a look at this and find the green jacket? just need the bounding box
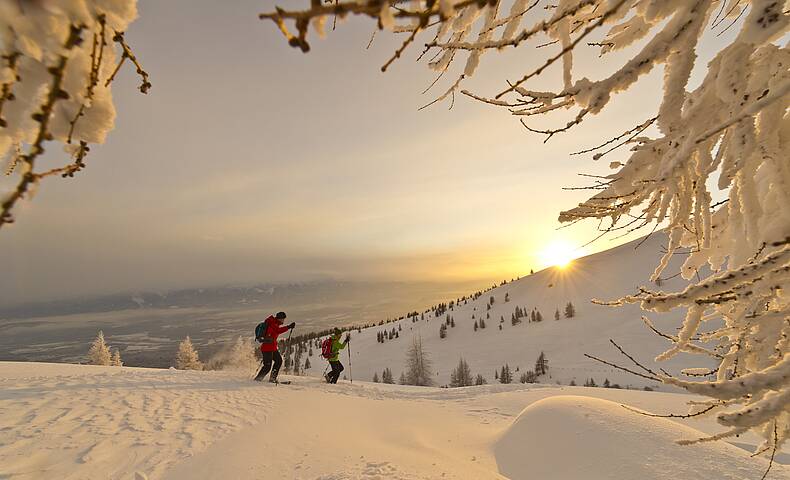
[328,336,348,361]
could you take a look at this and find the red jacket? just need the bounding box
[260,315,290,352]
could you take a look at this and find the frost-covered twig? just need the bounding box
[0,1,147,229]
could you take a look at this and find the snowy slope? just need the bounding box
[332,233,710,388]
[0,362,784,480]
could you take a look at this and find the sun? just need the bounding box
[539,241,577,269]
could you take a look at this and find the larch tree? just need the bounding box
[175,336,203,371]
[87,330,111,366]
[261,1,790,457]
[404,335,434,386]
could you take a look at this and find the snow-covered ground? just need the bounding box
[315,233,712,389]
[0,362,785,480]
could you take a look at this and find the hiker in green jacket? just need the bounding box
[325,328,350,384]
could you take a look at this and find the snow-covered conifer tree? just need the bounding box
[373,372,380,383]
[404,335,434,386]
[261,0,789,454]
[87,331,111,366]
[175,336,203,371]
[111,349,123,367]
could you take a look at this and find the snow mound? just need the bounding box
[493,395,776,480]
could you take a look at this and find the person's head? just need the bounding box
[275,311,287,320]
[332,328,341,338]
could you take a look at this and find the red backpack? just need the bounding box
[321,338,333,359]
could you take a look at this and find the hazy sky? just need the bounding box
[1,1,736,304]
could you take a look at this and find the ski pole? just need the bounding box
[282,327,294,374]
[347,337,352,384]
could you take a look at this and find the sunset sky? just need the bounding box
[0,1,736,304]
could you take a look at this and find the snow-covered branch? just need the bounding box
[0,0,146,229]
[261,0,790,455]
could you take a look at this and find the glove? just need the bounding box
[288,322,296,329]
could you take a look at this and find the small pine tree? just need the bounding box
[603,378,611,388]
[535,351,548,376]
[474,374,486,385]
[500,364,512,384]
[450,317,455,328]
[111,349,123,367]
[382,367,394,384]
[569,379,577,386]
[495,369,499,380]
[535,310,543,322]
[373,372,380,383]
[530,310,536,322]
[504,292,509,303]
[399,371,407,384]
[304,357,311,370]
[480,318,486,329]
[474,320,478,331]
[565,301,576,318]
[175,336,203,370]
[449,357,473,387]
[554,308,560,321]
[87,331,112,366]
[520,370,537,383]
[439,323,447,339]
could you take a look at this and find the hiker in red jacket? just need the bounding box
[254,311,295,382]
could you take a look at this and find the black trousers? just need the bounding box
[328,360,344,384]
[255,350,282,381]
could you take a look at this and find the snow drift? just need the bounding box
[494,395,774,480]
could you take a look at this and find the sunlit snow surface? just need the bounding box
[0,362,785,480]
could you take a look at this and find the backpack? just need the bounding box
[255,319,273,344]
[321,338,334,359]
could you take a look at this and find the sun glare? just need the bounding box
[539,241,577,269]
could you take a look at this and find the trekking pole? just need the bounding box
[282,327,294,374]
[347,338,353,384]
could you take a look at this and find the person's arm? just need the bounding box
[276,323,292,334]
